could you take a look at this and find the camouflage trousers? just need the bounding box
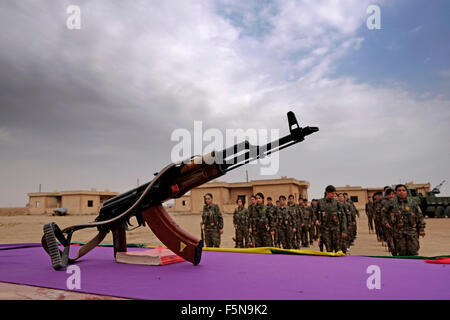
[367,214,374,232]
[374,217,385,241]
[235,227,249,248]
[253,231,272,247]
[204,228,221,248]
[272,229,281,248]
[394,231,419,256]
[340,231,350,254]
[351,223,357,242]
[322,228,341,253]
[279,227,296,249]
[383,226,396,255]
[293,228,301,249]
[301,225,314,247]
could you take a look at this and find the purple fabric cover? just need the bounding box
[0,244,449,300]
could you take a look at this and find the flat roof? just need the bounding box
[193,177,310,189]
[28,190,119,197]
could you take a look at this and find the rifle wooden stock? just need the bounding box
[141,205,202,265]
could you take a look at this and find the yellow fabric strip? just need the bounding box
[203,246,347,257]
[141,244,346,257]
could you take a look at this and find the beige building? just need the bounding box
[173,177,310,214]
[336,181,430,210]
[28,189,119,215]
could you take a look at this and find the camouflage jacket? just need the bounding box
[317,198,347,233]
[373,198,385,220]
[233,207,249,229]
[288,203,304,228]
[381,197,426,234]
[300,205,314,226]
[202,203,223,230]
[346,199,359,218]
[266,204,278,231]
[251,204,270,232]
[366,201,374,216]
[277,206,296,230]
[341,201,354,227]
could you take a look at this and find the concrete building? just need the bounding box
[28,189,119,215]
[336,181,430,210]
[173,177,310,214]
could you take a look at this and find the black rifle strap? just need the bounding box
[42,223,108,270]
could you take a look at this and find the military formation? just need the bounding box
[201,185,360,254]
[366,184,426,256]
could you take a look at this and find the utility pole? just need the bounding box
[39,184,41,193]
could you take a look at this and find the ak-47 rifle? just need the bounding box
[41,111,318,269]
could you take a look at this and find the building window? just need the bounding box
[36,201,40,208]
[87,200,93,207]
[182,200,187,206]
[350,196,358,203]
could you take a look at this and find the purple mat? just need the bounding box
[0,244,449,300]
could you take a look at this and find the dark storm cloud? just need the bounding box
[1,1,449,206]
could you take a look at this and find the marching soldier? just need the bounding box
[381,184,426,256]
[366,196,375,233]
[338,193,353,253]
[372,191,384,243]
[317,185,348,253]
[233,198,249,248]
[247,195,257,247]
[298,197,312,247]
[381,188,396,254]
[250,193,271,247]
[288,195,302,249]
[343,193,358,244]
[311,199,320,242]
[201,193,223,247]
[266,197,278,247]
[277,195,297,249]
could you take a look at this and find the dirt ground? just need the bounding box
[1,210,450,257]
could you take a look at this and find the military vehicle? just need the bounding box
[408,181,450,218]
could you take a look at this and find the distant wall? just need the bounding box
[0,207,29,216]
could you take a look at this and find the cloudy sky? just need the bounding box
[1,0,449,206]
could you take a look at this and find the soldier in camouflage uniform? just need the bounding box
[311,199,319,242]
[247,195,257,247]
[233,198,249,248]
[381,184,426,256]
[317,185,348,253]
[299,197,313,247]
[343,193,358,244]
[201,193,223,247]
[277,195,297,249]
[375,186,392,247]
[338,193,353,253]
[366,196,375,233]
[372,191,384,243]
[249,193,271,247]
[266,197,278,247]
[288,195,301,249]
[276,196,288,248]
[381,188,396,254]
